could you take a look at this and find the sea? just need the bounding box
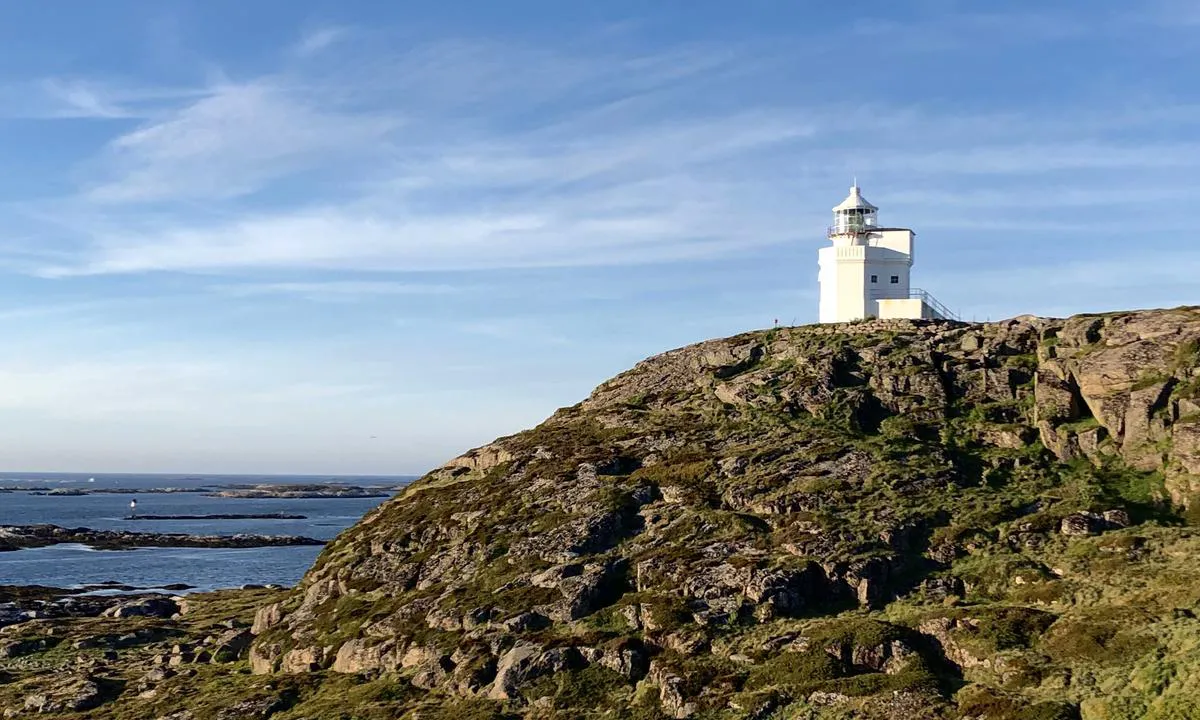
[0,472,411,593]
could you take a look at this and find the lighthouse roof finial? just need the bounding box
[833,183,877,212]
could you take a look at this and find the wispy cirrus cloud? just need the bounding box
[28,43,816,275]
[0,354,233,419]
[81,81,399,203]
[39,79,133,119]
[454,316,572,345]
[0,77,202,120]
[214,280,461,301]
[293,26,351,57]
[12,21,1200,288]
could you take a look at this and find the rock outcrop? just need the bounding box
[243,307,1200,718]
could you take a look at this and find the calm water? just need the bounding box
[0,473,410,591]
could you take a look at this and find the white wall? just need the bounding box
[873,229,913,258]
[863,245,911,317]
[878,298,941,320]
[819,230,917,322]
[818,245,867,322]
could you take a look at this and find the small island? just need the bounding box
[205,483,393,499]
[125,513,307,521]
[0,525,324,551]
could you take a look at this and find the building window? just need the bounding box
[870,275,878,283]
[890,275,900,284]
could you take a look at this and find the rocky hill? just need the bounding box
[5,307,1200,719]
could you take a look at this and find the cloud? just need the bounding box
[37,193,799,277]
[82,81,399,203]
[0,78,201,120]
[0,298,152,324]
[0,357,230,419]
[0,312,586,472]
[42,107,1200,278]
[293,26,350,56]
[213,280,461,301]
[1141,0,1200,26]
[6,26,1198,284]
[39,79,132,119]
[39,92,814,275]
[454,317,571,345]
[851,10,1101,48]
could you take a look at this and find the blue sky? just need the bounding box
[0,0,1197,474]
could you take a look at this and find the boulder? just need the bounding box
[649,663,698,719]
[251,602,283,635]
[0,637,55,659]
[21,674,104,714]
[485,644,578,701]
[598,640,648,681]
[743,563,824,618]
[1061,513,1103,536]
[248,643,281,675]
[211,629,253,663]
[101,596,179,619]
[410,655,456,690]
[215,696,286,720]
[281,645,324,673]
[1061,510,1128,537]
[488,645,542,700]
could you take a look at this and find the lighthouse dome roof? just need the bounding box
[832,184,878,212]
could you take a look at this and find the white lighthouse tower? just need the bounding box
[817,184,952,323]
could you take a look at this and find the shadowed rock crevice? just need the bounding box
[712,344,766,380]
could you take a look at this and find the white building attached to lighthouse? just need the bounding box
[817,185,954,323]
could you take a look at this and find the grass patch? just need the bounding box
[1039,610,1157,665]
[744,651,843,691]
[937,606,1058,654]
[522,665,631,708]
[957,685,1079,720]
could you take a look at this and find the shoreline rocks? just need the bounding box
[1,590,175,629]
[0,584,270,630]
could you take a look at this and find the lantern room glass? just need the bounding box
[835,207,877,234]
